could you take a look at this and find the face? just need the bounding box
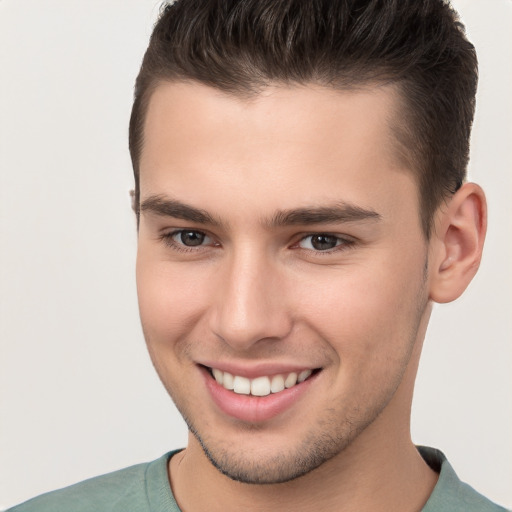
[136,82,431,484]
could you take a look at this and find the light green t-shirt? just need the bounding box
[8,447,508,511]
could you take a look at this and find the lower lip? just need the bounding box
[202,367,318,423]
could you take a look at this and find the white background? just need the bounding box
[0,1,511,509]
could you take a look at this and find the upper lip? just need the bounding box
[198,360,320,379]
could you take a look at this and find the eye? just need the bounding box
[170,230,213,247]
[298,234,346,251]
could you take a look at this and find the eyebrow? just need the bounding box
[267,204,381,227]
[140,195,222,226]
[140,195,381,228]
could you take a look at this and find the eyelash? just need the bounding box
[160,229,216,253]
[159,229,355,255]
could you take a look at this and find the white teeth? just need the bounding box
[233,376,251,395]
[251,376,271,396]
[223,372,234,390]
[270,374,285,393]
[212,368,314,396]
[212,368,223,385]
[298,369,312,383]
[284,372,298,388]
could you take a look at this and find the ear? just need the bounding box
[130,189,137,213]
[429,183,487,304]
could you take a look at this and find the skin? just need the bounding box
[136,82,486,511]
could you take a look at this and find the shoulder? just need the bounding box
[7,452,177,512]
[419,446,510,512]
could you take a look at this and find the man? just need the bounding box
[7,0,509,511]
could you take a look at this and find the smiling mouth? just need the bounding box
[205,366,320,397]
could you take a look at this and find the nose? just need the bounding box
[210,247,293,351]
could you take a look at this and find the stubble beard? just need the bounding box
[148,257,430,486]
[152,317,426,485]
[182,404,381,485]
[156,318,427,485]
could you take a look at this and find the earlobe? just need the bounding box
[429,183,487,304]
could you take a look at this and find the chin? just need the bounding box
[184,408,376,485]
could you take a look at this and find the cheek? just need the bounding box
[136,255,212,344]
[292,254,427,368]
[135,256,216,404]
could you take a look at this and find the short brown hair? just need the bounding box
[129,0,478,236]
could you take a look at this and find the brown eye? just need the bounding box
[175,230,208,246]
[299,234,343,251]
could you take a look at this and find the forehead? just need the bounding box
[139,81,417,223]
[141,81,402,165]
